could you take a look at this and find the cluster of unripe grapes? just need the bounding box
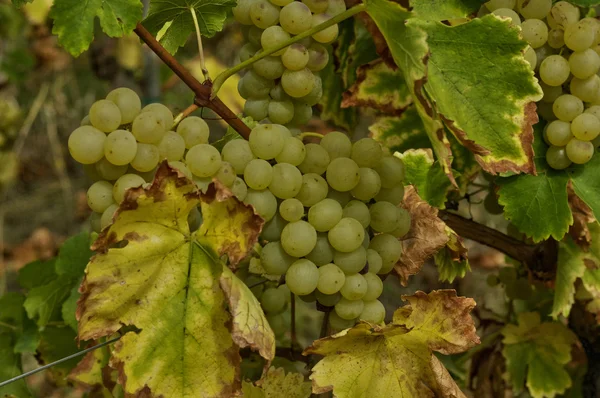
[482,0,600,169]
[232,0,345,127]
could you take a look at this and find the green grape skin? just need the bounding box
[95,158,128,181]
[68,126,106,164]
[297,74,323,106]
[194,176,213,193]
[280,2,312,34]
[516,0,552,20]
[308,198,343,232]
[275,137,306,166]
[484,0,515,11]
[359,299,385,324]
[261,241,296,275]
[298,143,330,175]
[569,49,600,80]
[329,310,355,330]
[281,220,317,257]
[103,129,137,166]
[232,177,248,200]
[268,100,294,124]
[270,0,293,6]
[306,233,335,266]
[89,99,122,133]
[546,120,573,146]
[491,8,521,26]
[269,163,303,199]
[564,19,596,52]
[539,55,570,87]
[534,45,554,70]
[222,139,256,174]
[311,14,339,43]
[249,124,286,160]
[369,201,399,233]
[282,43,309,71]
[369,233,403,274]
[366,249,383,275]
[342,200,371,229]
[553,94,584,122]
[132,112,165,144]
[142,103,174,131]
[325,157,360,192]
[237,78,251,100]
[176,116,209,149]
[87,181,115,213]
[315,291,342,307]
[241,70,275,97]
[100,203,119,229]
[566,139,595,164]
[374,185,405,206]
[233,0,255,24]
[306,43,330,72]
[186,144,222,177]
[240,43,260,63]
[327,189,352,207]
[334,246,367,274]
[279,198,304,222]
[390,208,411,239]
[327,0,346,16]
[351,138,383,168]
[374,156,405,188]
[585,105,600,121]
[289,102,313,126]
[253,55,285,80]
[244,189,278,221]
[303,0,328,13]
[317,263,346,294]
[113,174,145,203]
[547,29,565,49]
[262,212,287,241]
[215,162,236,187]
[328,218,365,253]
[320,131,352,160]
[570,75,600,103]
[169,161,193,180]
[157,131,186,161]
[244,97,270,121]
[106,87,141,124]
[524,47,537,69]
[334,297,364,320]
[267,313,287,337]
[549,2,579,29]
[362,231,370,249]
[131,143,159,172]
[90,211,102,233]
[281,68,315,98]
[351,168,381,201]
[244,159,273,190]
[295,173,328,207]
[260,287,287,313]
[340,273,367,300]
[286,258,319,295]
[571,113,600,141]
[261,26,291,56]
[250,0,280,29]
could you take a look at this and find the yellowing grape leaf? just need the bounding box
[434,225,470,283]
[370,107,430,153]
[77,164,272,398]
[409,0,481,21]
[242,367,311,398]
[304,290,478,397]
[502,312,577,398]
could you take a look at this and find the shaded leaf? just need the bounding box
[0,333,30,398]
[62,283,81,332]
[23,274,74,327]
[11,0,33,6]
[55,232,94,278]
[370,107,430,153]
[569,155,600,223]
[340,20,379,88]
[410,0,481,20]
[13,316,40,354]
[37,326,81,382]
[17,258,56,290]
[320,44,358,130]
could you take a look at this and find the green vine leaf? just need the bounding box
[76,164,272,398]
[143,0,237,54]
[569,155,600,222]
[0,293,31,397]
[409,0,482,21]
[17,258,57,290]
[568,0,600,6]
[502,312,577,398]
[49,0,143,56]
[10,0,32,7]
[37,326,81,382]
[23,274,74,328]
[370,107,430,153]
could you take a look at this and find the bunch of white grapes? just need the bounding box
[482,0,600,169]
[232,0,345,127]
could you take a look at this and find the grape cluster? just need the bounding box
[232,0,345,127]
[482,0,600,169]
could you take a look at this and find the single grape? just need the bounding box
[362,273,383,301]
[113,174,145,203]
[311,14,338,43]
[585,105,600,120]
[269,163,303,199]
[289,102,313,126]
[315,291,342,307]
[261,26,291,56]
[100,204,119,229]
[359,299,385,324]
[241,70,275,97]
[342,201,371,229]
[281,220,317,256]
[240,43,260,63]
[186,144,222,177]
[570,75,600,103]
[369,233,403,274]
[142,103,174,131]
[366,249,383,274]
[222,139,256,174]
[253,55,285,80]
[329,310,355,330]
[244,159,273,190]
[516,0,552,20]
[275,137,306,165]
[269,84,291,101]
[106,87,141,124]
[282,44,309,71]
[374,156,405,188]
[215,162,236,187]
[324,157,360,192]
[233,0,255,25]
[308,198,343,232]
[545,120,573,146]
[317,263,346,294]
[566,139,595,164]
[156,131,185,162]
[351,138,383,168]
[335,297,364,320]
[249,124,286,160]
[95,158,128,181]
[306,43,330,72]
[303,0,328,13]
[297,74,323,106]
[553,95,584,122]
[327,0,346,15]
[250,0,280,29]
[280,2,312,34]
[571,113,600,141]
[534,44,554,70]
[177,116,209,149]
[261,241,296,275]
[334,246,367,274]
[328,218,365,253]
[351,168,381,201]
[280,198,304,222]
[369,201,399,233]
[281,68,315,98]
[547,29,565,49]
[131,143,159,172]
[89,99,122,133]
[340,273,367,300]
[298,143,330,175]
[260,287,287,313]
[132,112,165,144]
[102,129,137,166]
[320,131,352,160]
[569,49,600,80]
[564,19,596,52]
[232,177,248,200]
[87,181,115,213]
[295,173,328,207]
[521,19,548,49]
[390,208,411,239]
[268,100,294,124]
[374,185,405,206]
[491,8,521,26]
[286,259,319,295]
[244,189,278,221]
[306,233,335,266]
[539,55,570,87]
[244,97,270,121]
[68,126,106,164]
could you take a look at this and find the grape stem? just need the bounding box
[211,3,368,98]
[172,104,200,128]
[190,7,210,82]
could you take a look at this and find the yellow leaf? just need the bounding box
[242,367,311,398]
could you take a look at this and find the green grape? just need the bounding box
[269,163,303,199]
[484,192,503,215]
[215,162,236,187]
[329,310,355,330]
[241,70,275,97]
[546,120,573,146]
[253,55,285,79]
[320,131,352,160]
[571,113,600,141]
[238,79,251,100]
[268,100,294,124]
[87,181,115,213]
[334,246,367,274]
[585,105,600,120]
[390,208,411,238]
[539,55,570,87]
[176,116,209,149]
[363,273,383,302]
[534,44,555,70]
[186,144,222,177]
[351,138,383,168]
[260,287,287,313]
[484,0,515,11]
[317,263,346,294]
[327,0,346,16]
[303,0,328,13]
[553,94,584,122]
[540,82,563,103]
[328,218,365,253]
[315,291,341,307]
[564,19,596,52]
[106,87,141,124]
[308,198,343,232]
[96,158,128,181]
[269,84,291,101]
[80,115,91,126]
[249,124,285,160]
[240,43,260,63]
[566,139,595,164]
[374,185,405,206]
[244,189,278,221]
[261,26,291,56]
[248,25,264,45]
[325,157,360,192]
[369,233,402,274]
[516,0,552,20]
[261,241,296,274]
[280,198,304,222]
[89,99,122,133]
[342,200,370,229]
[524,46,536,69]
[282,43,309,71]
[362,231,370,249]
[547,29,565,49]
[298,143,330,175]
[286,259,319,295]
[280,2,312,34]
[335,297,364,320]
[491,8,520,26]
[222,139,256,174]
[340,273,367,300]
[570,75,600,103]
[289,102,312,126]
[169,161,193,179]
[90,211,102,233]
[311,14,338,43]
[369,201,399,233]
[100,204,119,229]
[244,159,273,190]
[302,234,332,267]
[281,220,317,256]
[275,137,306,165]
[366,249,383,274]
[278,284,291,302]
[244,97,270,121]
[232,177,248,200]
[295,173,328,207]
[194,176,212,193]
[521,19,548,49]
[113,174,145,203]
[327,189,352,207]
[131,143,159,172]
[267,312,287,337]
[68,126,106,164]
[142,103,174,131]
[132,112,165,144]
[297,74,323,106]
[374,156,405,188]
[233,0,255,24]
[569,49,600,80]
[306,43,330,72]
[103,129,137,166]
[281,68,315,98]
[359,299,385,324]
[250,0,280,29]
[157,131,185,161]
[351,168,381,201]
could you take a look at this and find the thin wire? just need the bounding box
[0,336,121,388]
